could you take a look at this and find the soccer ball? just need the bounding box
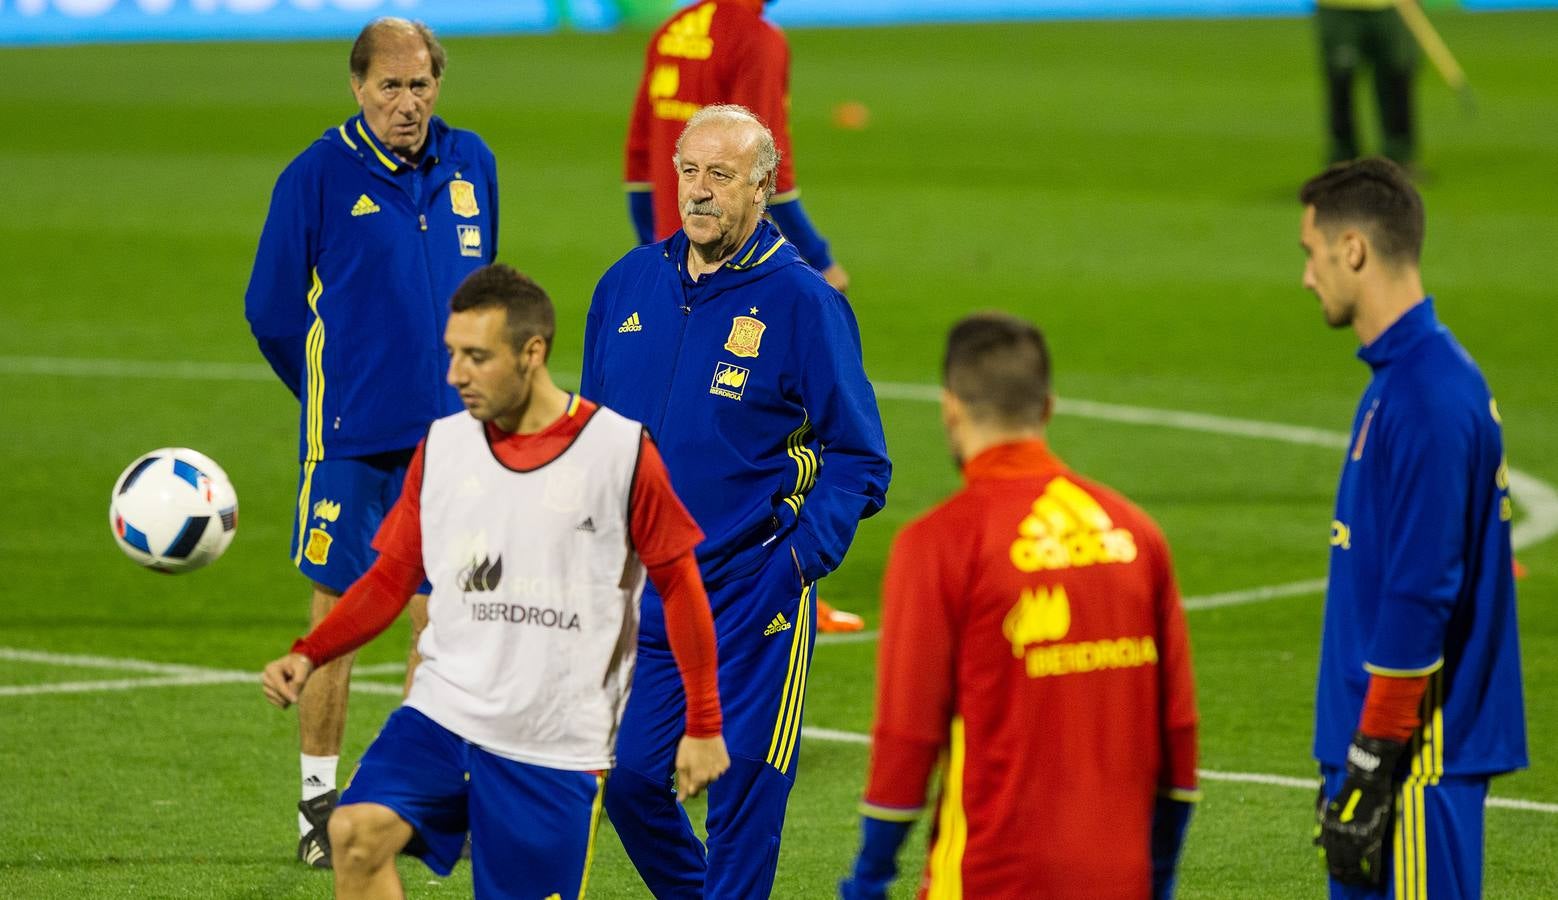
[109,448,238,573]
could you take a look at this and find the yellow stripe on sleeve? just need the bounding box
[1363,658,1445,678]
[926,717,967,900]
[859,801,923,823]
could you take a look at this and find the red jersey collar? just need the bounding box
[725,0,767,13]
[963,439,1065,482]
[483,394,593,445]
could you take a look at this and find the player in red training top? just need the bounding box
[262,264,727,900]
[625,0,865,635]
[840,313,1200,900]
[625,0,852,300]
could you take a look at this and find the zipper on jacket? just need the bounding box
[653,285,696,436]
[419,214,427,232]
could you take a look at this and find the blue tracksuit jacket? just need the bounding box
[581,220,890,595]
[1315,299,1526,777]
[245,114,499,462]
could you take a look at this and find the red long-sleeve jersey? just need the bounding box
[862,440,1199,899]
[294,398,721,737]
[625,0,797,239]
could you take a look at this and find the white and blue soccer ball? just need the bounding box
[109,448,238,573]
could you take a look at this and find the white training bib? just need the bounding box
[407,407,646,770]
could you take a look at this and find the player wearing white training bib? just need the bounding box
[410,405,643,770]
[263,264,727,900]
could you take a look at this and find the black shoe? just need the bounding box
[297,789,338,869]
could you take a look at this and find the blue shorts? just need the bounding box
[289,450,428,593]
[342,706,605,898]
[1321,765,1489,900]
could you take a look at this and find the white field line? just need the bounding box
[0,672,252,697]
[6,354,1555,558]
[2,645,1553,814]
[795,736,1557,815]
[7,353,1554,620]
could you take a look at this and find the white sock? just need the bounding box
[299,754,338,835]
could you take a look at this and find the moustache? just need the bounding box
[684,200,723,218]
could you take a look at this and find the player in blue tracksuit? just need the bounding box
[582,105,890,898]
[1299,159,1526,899]
[243,18,498,866]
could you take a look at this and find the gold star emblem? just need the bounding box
[749,307,759,315]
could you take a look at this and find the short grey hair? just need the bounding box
[673,104,782,201]
[350,18,447,81]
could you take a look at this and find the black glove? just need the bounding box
[1318,732,1407,886]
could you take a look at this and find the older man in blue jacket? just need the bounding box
[583,104,890,898]
[244,17,498,869]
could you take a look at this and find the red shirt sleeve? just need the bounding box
[1147,522,1200,795]
[370,439,425,568]
[631,432,720,736]
[628,433,704,566]
[625,50,654,186]
[725,21,796,196]
[862,518,955,816]
[291,443,427,665]
[292,554,423,666]
[1359,673,1428,742]
[649,552,722,737]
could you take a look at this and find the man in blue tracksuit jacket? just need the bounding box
[582,104,890,898]
[243,17,498,867]
[1299,158,1525,898]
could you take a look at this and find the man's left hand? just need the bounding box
[675,734,730,800]
[1319,732,1407,885]
[260,652,315,709]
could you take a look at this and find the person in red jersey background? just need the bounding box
[624,1,865,636]
[625,0,851,298]
[841,312,1200,900]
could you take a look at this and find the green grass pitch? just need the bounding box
[2,9,1556,897]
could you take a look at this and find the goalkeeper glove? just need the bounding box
[1317,732,1407,886]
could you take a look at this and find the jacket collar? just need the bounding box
[963,439,1065,483]
[664,218,795,292]
[334,113,446,174]
[1358,297,1438,371]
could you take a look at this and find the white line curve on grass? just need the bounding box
[5,356,1555,614]
[3,646,1553,814]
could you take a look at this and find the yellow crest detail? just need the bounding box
[303,528,333,566]
[648,64,680,100]
[710,362,750,400]
[1330,520,1351,550]
[1009,477,1137,572]
[312,499,341,522]
[448,180,479,218]
[657,2,716,60]
[1003,586,1071,657]
[724,315,765,358]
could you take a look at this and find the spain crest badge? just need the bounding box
[449,180,480,218]
[724,315,765,358]
[303,528,333,566]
